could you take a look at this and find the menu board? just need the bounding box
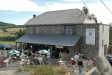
[86,29,95,45]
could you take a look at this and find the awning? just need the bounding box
[16,34,81,46]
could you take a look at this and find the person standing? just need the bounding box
[74,53,79,65]
[78,56,84,74]
[59,51,63,61]
[16,53,20,60]
[70,57,76,72]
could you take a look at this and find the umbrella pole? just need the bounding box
[50,46,53,65]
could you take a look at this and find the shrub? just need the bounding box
[16,66,23,72]
[55,65,69,75]
[16,65,69,75]
[0,36,16,41]
[30,65,59,75]
[110,26,112,45]
[16,65,39,72]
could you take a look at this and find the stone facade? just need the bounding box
[76,24,99,58]
[26,24,107,58]
[26,25,65,35]
[17,8,109,59]
[26,25,79,35]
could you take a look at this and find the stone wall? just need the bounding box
[75,24,99,58]
[26,24,100,58]
[85,55,112,75]
[85,67,100,75]
[26,25,65,35]
[26,25,77,35]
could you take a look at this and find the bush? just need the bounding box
[30,65,59,75]
[16,66,23,72]
[110,26,112,45]
[16,65,39,72]
[16,65,69,75]
[55,65,69,75]
[0,36,16,41]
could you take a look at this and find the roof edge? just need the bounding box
[25,23,106,26]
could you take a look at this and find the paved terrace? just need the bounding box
[0,58,95,75]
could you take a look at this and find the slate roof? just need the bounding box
[16,34,81,46]
[25,9,86,25]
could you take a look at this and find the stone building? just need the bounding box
[16,7,109,59]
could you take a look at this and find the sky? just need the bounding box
[0,0,112,25]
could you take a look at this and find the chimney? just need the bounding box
[82,6,89,15]
[33,14,36,18]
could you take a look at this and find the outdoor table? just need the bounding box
[58,60,66,65]
[4,59,9,67]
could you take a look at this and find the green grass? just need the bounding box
[110,26,112,45]
[6,27,25,32]
[0,30,11,36]
[0,27,25,45]
[16,65,69,75]
[0,27,25,37]
[0,41,16,45]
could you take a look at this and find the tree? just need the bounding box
[110,26,112,45]
[16,29,26,38]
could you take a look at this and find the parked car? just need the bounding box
[0,43,11,50]
[106,53,112,65]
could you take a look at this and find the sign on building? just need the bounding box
[86,29,95,45]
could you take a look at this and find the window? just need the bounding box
[65,26,73,35]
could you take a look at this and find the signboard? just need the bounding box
[86,29,95,45]
[55,45,63,48]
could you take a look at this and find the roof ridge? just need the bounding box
[44,8,81,13]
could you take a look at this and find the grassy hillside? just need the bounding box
[0,26,25,45]
[0,21,26,45]
[0,21,15,26]
[0,27,25,36]
[0,41,16,45]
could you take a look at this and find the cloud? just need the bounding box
[43,2,82,11]
[0,0,112,24]
[42,1,112,24]
[0,0,42,12]
[62,0,81,2]
[87,2,112,23]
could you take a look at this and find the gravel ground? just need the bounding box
[0,61,30,75]
[0,60,87,75]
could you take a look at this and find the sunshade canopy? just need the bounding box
[38,49,50,54]
[9,50,20,55]
[16,34,81,46]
